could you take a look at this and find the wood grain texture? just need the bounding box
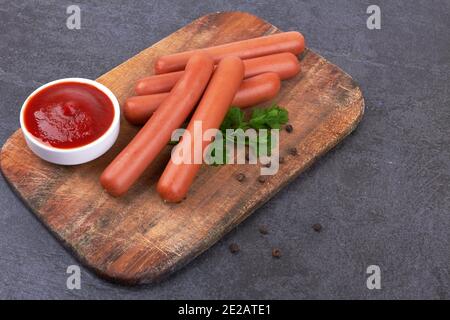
[0,12,364,285]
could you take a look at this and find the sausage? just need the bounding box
[124,93,168,125]
[232,72,281,108]
[135,71,183,96]
[243,52,300,80]
[156,56,245,202]
[124,72,281,125]
[154,31,305,74]
[135,52,299,95]
[100,52,214,196]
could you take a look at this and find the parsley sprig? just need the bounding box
[220,105,288,131]
[209,104,289,165]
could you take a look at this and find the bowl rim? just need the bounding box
[19,77,120,154]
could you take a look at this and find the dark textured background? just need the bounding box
[0,0,449,299]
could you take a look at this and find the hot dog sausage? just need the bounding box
[156,56,245,202]
[135,71,183,95]
[135,52,299,96]
[125,72,281,125]
[155,31,304,74]
[232,72,281,108]
[100,52,214,196]
[243,52,300,79]
[124,93,168,125]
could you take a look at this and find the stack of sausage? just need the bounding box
[101,31,305,202]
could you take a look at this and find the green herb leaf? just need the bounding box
[220,107,247,131]
[210,104,288,165]
[249,105,289,129]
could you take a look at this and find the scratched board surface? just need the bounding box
[0,12,364,284]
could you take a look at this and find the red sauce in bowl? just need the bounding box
[23,82,115,149]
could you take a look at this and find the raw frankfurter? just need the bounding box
[135,71,183,95]
[136,53,299,95]
[125,72,281,125]
[232,72,281,108]
[155,31,304,74]
[100,52,214,196]
[243,52,300,79]
[156,56,245,202]
[124,93,168,125]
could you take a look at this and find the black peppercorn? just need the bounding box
[229,243,240,254]
[272,248,282,258]
[259,226,269,235]
[285,124,293,133]
[258,176,267,183]
[288,147,298,156]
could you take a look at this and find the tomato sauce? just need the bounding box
[23,82,114,149]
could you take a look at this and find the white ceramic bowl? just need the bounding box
[19,78,120,165]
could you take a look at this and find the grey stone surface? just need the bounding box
[0,0,448,299]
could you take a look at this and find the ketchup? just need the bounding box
[24,82,114,149]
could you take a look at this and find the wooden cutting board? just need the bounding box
[0,12,364,285]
